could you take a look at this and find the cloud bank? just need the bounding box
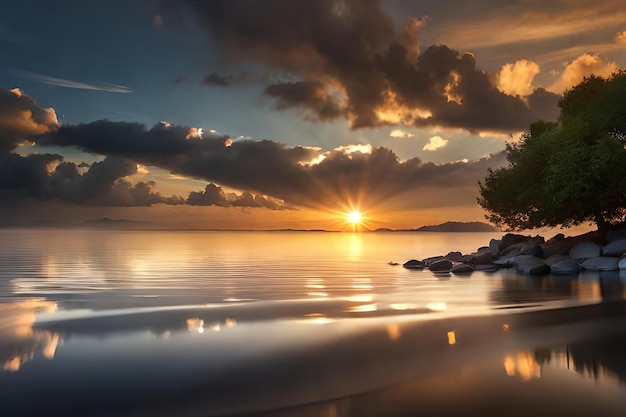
[41,119,506,211]
[186,0,560,132]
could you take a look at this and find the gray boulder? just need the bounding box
[550,259,580,275]
[422,256,444,266]
[541,231,602,258]
[515,256,550,275]
[444,251,465,262]
[602,238,626,257]
[468,251,494,265]
[500,233,530,251]
[451,263,475,275]
[580,256,619,271]
[403,259,425,269]
[499,242,525,257]
[475,264,499,272]
[429,259,453,272]
[493,256,516,267]
[545,254,575,266]
[569,241,602,260]
[520,239,544,257]
[618,255,626,270]
[489,239,501,257]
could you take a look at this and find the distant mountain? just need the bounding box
[414,221,497,232]
[82,218,155,229]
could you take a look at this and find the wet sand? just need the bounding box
[4,299,624,417]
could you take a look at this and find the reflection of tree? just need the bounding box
[489,273,577,306]
[0,300,59,372]
[598,271,625,300]
[533,333,626,384]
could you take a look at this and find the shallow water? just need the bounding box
[1,229,626,416]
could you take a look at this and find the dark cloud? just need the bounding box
[187,183,288,210]
[41,120,507,211]
[0,153,183,207]
[184,0,560,131]
[203,73,232,87]
[202,72,269,87]
[263,81,344,121]
[0,88,58,151]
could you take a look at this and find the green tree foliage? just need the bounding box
[478,72,626,232]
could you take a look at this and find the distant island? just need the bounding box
[81,218,156,229]
[375,221,498,233]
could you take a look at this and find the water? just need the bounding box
[1,229,626,416]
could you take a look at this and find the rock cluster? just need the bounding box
[402,229,626,276]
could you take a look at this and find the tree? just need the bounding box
[478,72,626,233]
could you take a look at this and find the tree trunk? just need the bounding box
[594,211,610,235]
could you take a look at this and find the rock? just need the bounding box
[569,241,602,261]
[520,239,544,257]
[602,238,626,257]
[475,264,499,272]
[489,239,501,256]
[422,256,444,266]
[500,233,530,251]
[544,233,565,245]
[515,256,550,275]
[550,259,580,275]
[580,256,619,271]
[451,263,475,275]
[403,259,425,269]
[619,255,626,270]
[541,231,603,258]
[429,259,453,272]
[493,256,515,267]
[545,254,575,266]
[444,251,465,262]
[499,242,525,257]
[468,251,494,265]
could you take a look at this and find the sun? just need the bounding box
[347,210,363,225]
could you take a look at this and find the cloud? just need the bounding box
[0,152,183,206]
[549,53,618,94]
[263,81,344,121]
[433,1,626,51]
[183,0,560,132]
[202,72,268,87]
[422,136,448,151]
[497,60,540,97]
[0,88,58,151]
[389,129,414,138]
[41,120,508,211]
[617,30,626,45]
[16,70,132,93]
[187,183,288,210]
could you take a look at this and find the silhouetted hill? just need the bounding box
[82,218,155,229]
[414,221,497,232]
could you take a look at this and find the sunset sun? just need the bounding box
[347,210,363,225]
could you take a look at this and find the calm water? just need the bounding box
[1,229,626,416]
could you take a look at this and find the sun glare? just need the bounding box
[347,210,363,224]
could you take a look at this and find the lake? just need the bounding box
[1,229,626,416]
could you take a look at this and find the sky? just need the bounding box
[1,0,625,230]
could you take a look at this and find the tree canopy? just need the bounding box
[478,71,626,232]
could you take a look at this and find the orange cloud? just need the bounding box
[0,88,58,150]
[549,53,618,94]
[423,135,448,151]
[497,60,540,97]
